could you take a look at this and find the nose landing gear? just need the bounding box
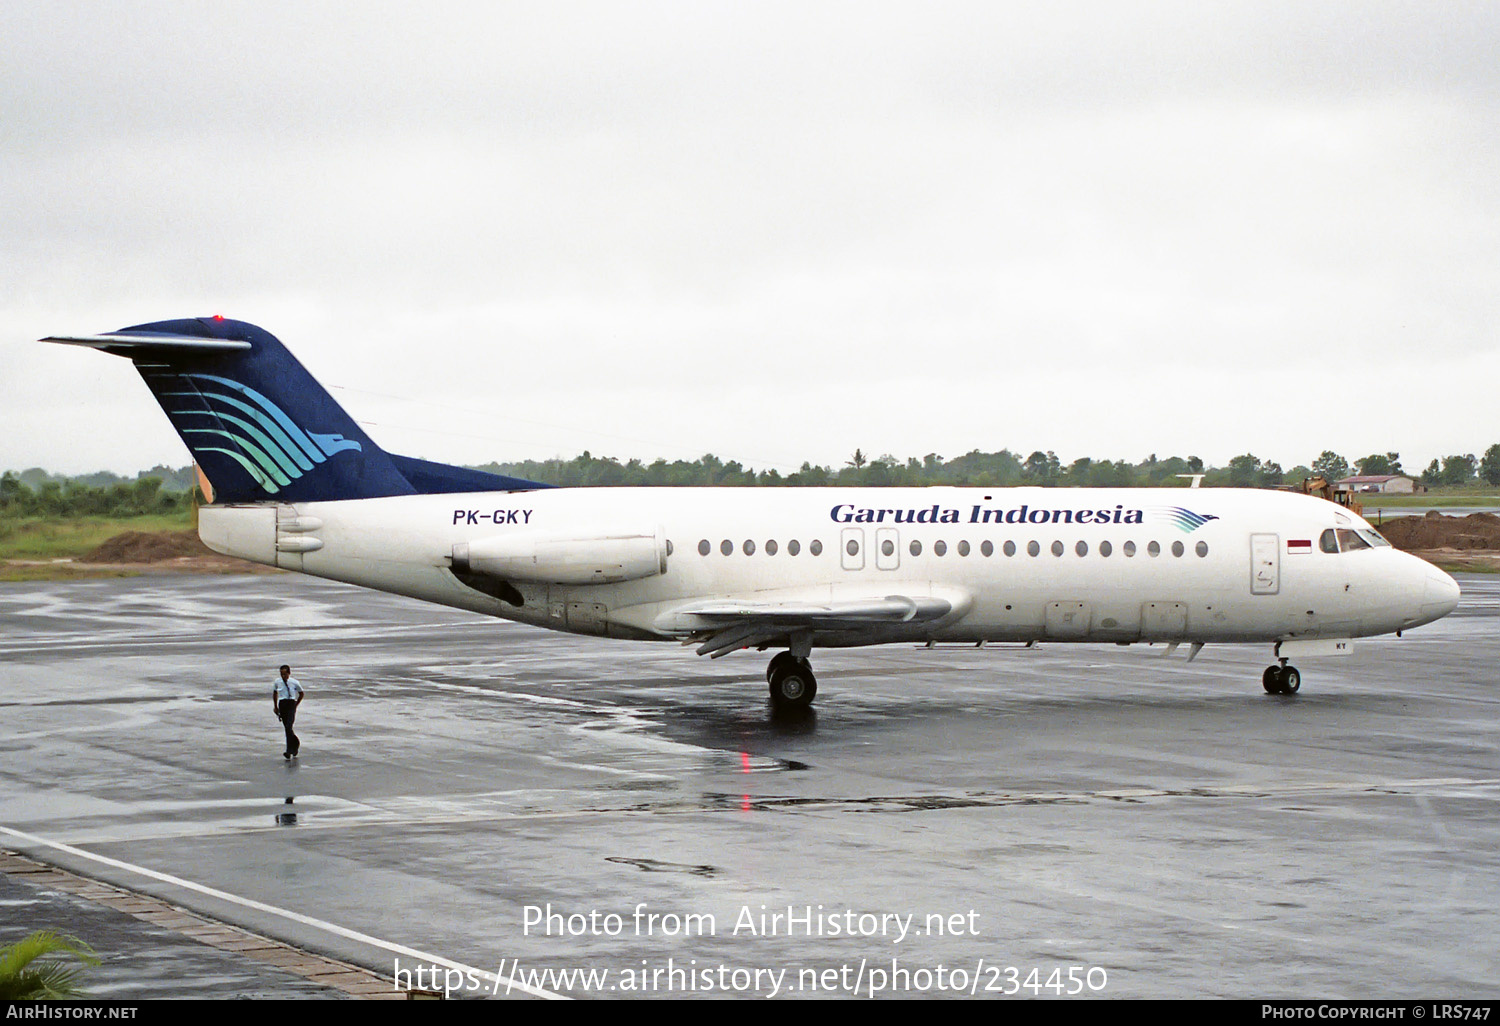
[1262,662,1301,695]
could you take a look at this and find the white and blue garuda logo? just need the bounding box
[1153,506,1219,532]
[167,374,362,495]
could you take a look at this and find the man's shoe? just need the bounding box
[283,751,290,760]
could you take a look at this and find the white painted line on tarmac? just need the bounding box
[0,824,566,1001]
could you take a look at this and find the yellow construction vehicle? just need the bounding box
[1296,475,1363,516]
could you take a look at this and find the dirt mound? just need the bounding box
[85,529,215,563]
[1377,511,1500,551]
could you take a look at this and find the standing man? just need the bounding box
[274,664,304,759]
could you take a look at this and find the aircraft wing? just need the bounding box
[656,595,955,657]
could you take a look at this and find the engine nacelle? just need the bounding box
[452,527,667,585]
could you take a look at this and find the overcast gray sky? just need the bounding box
[4,1,1497,477]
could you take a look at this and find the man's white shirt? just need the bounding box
[275,677,303,702]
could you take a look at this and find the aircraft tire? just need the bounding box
[766,651,799,682]
[769,664,817,710]
[1280,666,1301,693]
[1262,666,1284,694]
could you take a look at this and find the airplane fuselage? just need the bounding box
[200,485,1458,651]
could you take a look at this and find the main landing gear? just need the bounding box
[1262,661,1301,695]
[766,651,817,711]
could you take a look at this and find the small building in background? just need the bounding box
[1338,474,1415,494]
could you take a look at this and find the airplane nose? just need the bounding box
[1419,566,1461,623]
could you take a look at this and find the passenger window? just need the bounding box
[810,540,823,556]
[1171,540,1184,557]
[881,539,895,556]
[1100,540,1112,557]
[1050,540,1064,557]
[743,539,756,556]
[934,540,947,556]
[981,540,994,557]
[666,540,673,556]
[698,539,711,556]
[788,540,801,556]
[1196,541,1208,557]
[1003,540,1015,557]
[910,539,922,556]
[1027,540,1040,557]
[1320,529,1338,553]
[1075,541,1088,557]
[1147,541,1160,557]
[1123,540,1136,557]
[846,539,859,556]
[720,539,733,556]
[958,540,970,556]
[766,540,778,556]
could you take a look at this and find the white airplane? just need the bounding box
[44,317,1461,710]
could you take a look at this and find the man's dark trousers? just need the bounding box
[278,699,300,755]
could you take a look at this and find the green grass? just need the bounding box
[0,512,193,561]
[0,565,143,582]
[1355,491,1500,509]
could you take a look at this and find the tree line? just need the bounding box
[6,444,1500,515]
[0,473,196,518]
[477,446,1500,489]
[5,465,200,494]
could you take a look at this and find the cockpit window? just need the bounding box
[1319,529,1339,553]
[1336,528,1372,552]
[1359,528,1391,548]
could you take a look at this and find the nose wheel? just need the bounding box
[767,652,817,710]
[1262,663,1301,695]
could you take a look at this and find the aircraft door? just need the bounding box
[1250,533,1280,595]
[841,528,865,571]
[875,528,900,570]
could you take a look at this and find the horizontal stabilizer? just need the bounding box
[40,332,252,355]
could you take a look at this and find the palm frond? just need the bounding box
[0,931,100,1000]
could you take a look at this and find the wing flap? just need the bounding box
[657,594,957,657]
[694,623,778,658]
[665,594,953,629]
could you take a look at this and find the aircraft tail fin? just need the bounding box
[42,317,548,503]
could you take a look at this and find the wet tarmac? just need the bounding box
[0,867,348,999]
[1,572,1496,999]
